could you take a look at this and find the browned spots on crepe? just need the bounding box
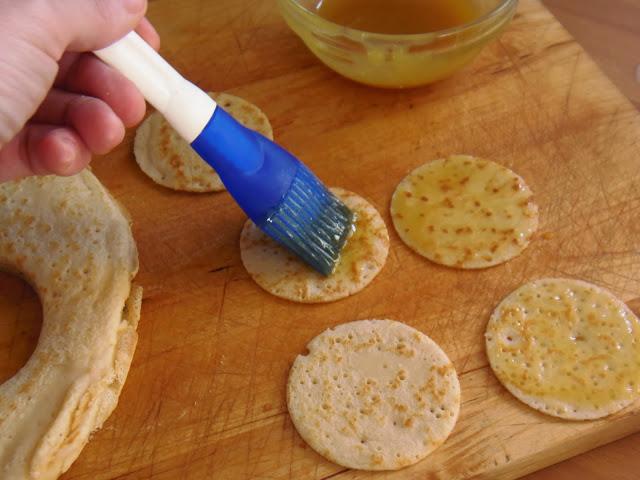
[287,320,460,470]
[0,171,141,478]
[390,155,538,269]
[240,188,389,303]
[134,92,273,192]
[486,278,640,420]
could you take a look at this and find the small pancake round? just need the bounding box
[391,155,539,269]
[134,92,273,192]
[287,319,461,471]
[486,278,640,420]
[0,171,141,479]
[240,188,389,303]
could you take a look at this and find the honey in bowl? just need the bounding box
[315,0,480,35]
[278,0,517,88]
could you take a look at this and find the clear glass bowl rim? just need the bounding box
[280,0,518,40]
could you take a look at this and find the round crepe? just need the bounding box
[239,188,389,303]
[287,319,460,470]
[391,155,539,269]
[134,92,273,192]
[486,278,640,420]
[0,171,141,479]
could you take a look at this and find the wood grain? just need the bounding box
[525,1,640,478]
[1,0,640,479]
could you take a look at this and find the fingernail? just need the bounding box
[122,0,145,14]
[56,134,79,174]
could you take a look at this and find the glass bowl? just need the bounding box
[277,0,518,88]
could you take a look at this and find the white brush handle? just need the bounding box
[94,32,216,143]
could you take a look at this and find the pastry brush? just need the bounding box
[94,32,353,276]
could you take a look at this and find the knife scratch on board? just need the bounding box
[564,52,581,117]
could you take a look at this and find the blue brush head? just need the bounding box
[259,162,354,276]
[191,107,354,275]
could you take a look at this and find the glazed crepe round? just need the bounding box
[391,155,539,269]
[287,319,460,470]
[0,171,141,479]
[134,92,273,192]
[240,188,389,303]
[486,278,640,420]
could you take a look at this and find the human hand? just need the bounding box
[0,0,160,182]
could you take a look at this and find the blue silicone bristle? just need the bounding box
[191,107,354,276]
[259,164,354,276]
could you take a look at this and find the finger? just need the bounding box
[0,0,148,154]
[54,53,80,87]
[31,89,125,154]
[0,125,90,182]
[59,55,146,127]
[66,97,125,155]
[0,21,58,145]
[136,17,161,51]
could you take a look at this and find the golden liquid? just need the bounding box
[487,279,640,412]
[390,156,538,269]
[315,0,480,34]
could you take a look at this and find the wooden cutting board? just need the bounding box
[1,0,640,478]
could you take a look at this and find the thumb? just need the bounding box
[21,0,148,56]
[62,0,148,51]
[0,0,147,146]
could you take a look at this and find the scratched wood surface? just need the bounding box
[525,1,640,478]
[2,0,640,479]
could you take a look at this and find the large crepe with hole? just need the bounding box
[0,171,141,479]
